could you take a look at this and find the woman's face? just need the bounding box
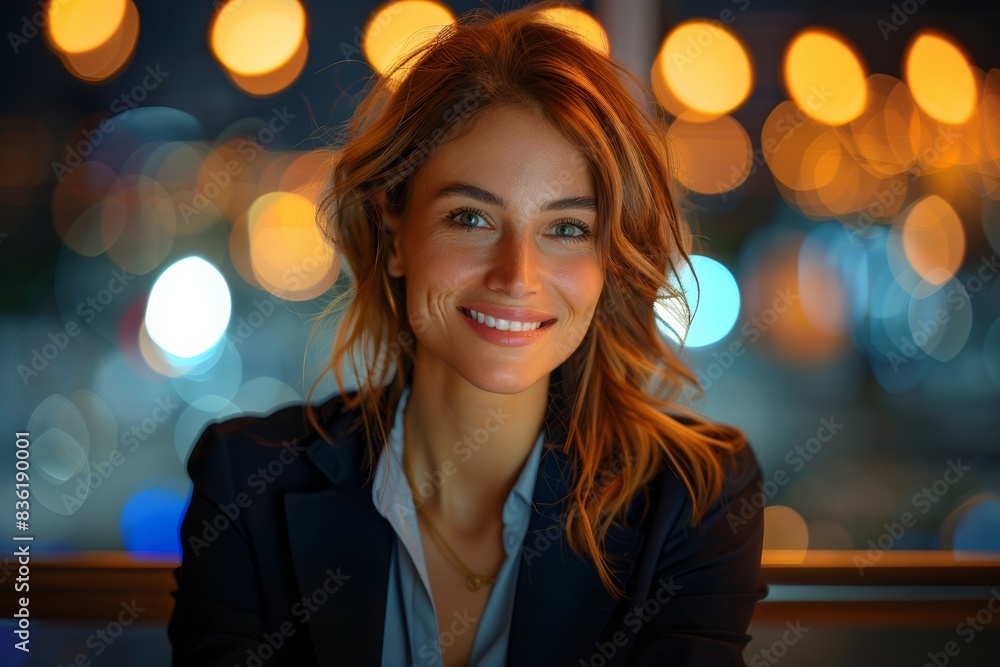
[385,104,604,394]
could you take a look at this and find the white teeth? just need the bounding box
[466,309,543,332]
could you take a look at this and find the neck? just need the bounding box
[401,365,549,535]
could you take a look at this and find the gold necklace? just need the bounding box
[402,452,496,592]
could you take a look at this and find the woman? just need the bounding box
[168,3,767,666]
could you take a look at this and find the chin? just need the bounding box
[458,364,550,396]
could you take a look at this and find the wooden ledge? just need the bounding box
[3,550,998,623]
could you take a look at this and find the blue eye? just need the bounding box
[450,207,488,230]
[551,222,592,240]
[445,206,594,243]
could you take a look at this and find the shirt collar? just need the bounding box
[372,383,546,519]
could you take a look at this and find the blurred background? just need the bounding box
[1,0,998,664]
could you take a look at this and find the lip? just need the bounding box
[458,303,557,324]
[457,307,557,346]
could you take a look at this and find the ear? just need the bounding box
[381,199,405,278]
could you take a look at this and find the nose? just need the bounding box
[484,229,542,298]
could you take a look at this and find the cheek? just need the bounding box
[555,260,604,311]
[409,245,482,295]
[403,241,480,321]
[411,234,471,269]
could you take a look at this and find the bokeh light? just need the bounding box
[46,0,140,83]
[762,101,839,192]
[29,394,91,481]
[227,37,309,97]
[119,486,187,556]
[246,191,338,300]
[667,115,752,194]
[170,339,243,412]
[942,494,1000,551]
[145,256,232,359]
[904,32,977,125]
[210,0,307,75]
[840,74,921,177]
[897,194,967,287]
[652,20,752,121]
[657,255,741,347]
[740,226,848,363]
[798,224,850,338]
[762,505,809,564]
[784,29,867,125]
[52,160,122,256]
[46,0,127,54]
[210,0,308,95]
[537,6,609,55]
[363,0,455,86]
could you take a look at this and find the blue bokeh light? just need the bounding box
[119,486,188,558]
[658,255,741,348]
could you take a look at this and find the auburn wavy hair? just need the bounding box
[305,1,747,600]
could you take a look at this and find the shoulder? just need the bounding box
[624,418,767,659]
[657,413,761,488]
[183,391,359,488]
[650,414,764,549]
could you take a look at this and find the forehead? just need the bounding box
[411,104,594,206]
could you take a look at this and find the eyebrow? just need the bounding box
[431,182,597,213]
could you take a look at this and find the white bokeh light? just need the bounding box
[656,255,741,347]
[145,256,232,359]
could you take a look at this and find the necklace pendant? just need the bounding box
[467,575,495,591]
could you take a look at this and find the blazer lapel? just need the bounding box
[509,377,647,666]
[508,444,646,666]
[284,415,393,666]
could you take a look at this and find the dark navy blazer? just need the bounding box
[167,384,767,666]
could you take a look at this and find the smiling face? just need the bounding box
[384,104,605,394]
